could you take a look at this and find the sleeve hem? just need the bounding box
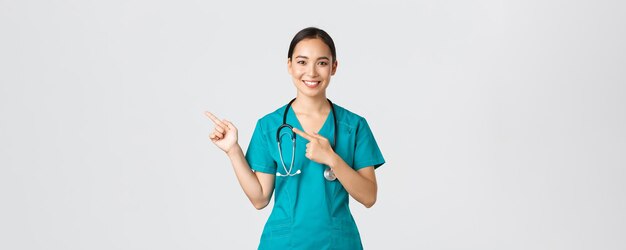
[354,159,385,170]
[250,164,275,174]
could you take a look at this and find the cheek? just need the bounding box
[291,67,305,78]
[318,67,332,76]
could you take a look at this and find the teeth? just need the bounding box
[304,81,320,87]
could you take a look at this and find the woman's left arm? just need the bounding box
[328,156,377,208]
[293,128,378,208]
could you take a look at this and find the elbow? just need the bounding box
[252,199,269,210]
[363,189,377,208]
[253,203,268,210]
[363,197,377,208]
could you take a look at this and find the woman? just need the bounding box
[206,27,385,249]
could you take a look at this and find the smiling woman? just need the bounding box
[287,27,337,98]
[288,37,336,96]
[206,27,385,250]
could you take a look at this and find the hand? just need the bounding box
[292,127,336,166]
[205,111,238,154]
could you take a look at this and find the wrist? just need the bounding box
[327,152,341,169]
[226,144,242,158]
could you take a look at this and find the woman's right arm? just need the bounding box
[225,145,274,209]
[205,112,274,210]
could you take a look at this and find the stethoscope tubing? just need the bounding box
[275,98,337,181]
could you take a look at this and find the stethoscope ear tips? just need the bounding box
[276,169,301,177]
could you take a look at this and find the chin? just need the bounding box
[296,89,318,96]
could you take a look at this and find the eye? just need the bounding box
[297,60,306,65]
[318,61,328,66]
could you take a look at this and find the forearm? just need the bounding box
[226,145,269,208]
[328,154,377,208]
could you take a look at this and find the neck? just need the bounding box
[292,94,329,115]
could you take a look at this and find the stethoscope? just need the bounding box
[276,98,338,181]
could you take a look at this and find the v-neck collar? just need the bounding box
[286,103,335,144]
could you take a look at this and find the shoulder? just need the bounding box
[254,104,287,131]
[332,102,369,131]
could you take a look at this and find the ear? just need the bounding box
[287,58,293,75]
[331,60,338,76]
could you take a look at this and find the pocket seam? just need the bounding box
[268,218,292,239]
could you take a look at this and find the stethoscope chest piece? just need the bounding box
[323,167,336,181]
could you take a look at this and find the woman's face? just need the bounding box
[288,38,337,98]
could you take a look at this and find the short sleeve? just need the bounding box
[353,117,386,170]
[245,120,276,174]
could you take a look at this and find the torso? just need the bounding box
[250,102,377,250]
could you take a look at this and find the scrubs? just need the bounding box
[246,102,385,250]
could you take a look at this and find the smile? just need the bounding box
[303,80,321,88]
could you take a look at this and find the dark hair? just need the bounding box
[288,27,337,63]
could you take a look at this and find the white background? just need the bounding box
[1,0,625,249]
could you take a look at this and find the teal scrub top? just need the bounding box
[245,102,385,250]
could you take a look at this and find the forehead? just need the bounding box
[293,38,332,58]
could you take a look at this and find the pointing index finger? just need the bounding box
[292,127,315,141]
[205,111,227,129]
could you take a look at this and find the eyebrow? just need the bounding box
[295,55,330,61]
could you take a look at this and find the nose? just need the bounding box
[306,63,318,77]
